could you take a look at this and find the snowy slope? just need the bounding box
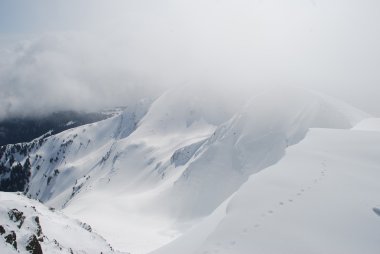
[0,86,370,253]
[352,118,380,131]
[152,127,380,254]
[62,87,368,253]
[159,88,368,220]
[0,192,126,254]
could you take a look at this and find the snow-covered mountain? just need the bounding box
[0,192,125,254]
[151,119,380,254]
[0,110,114,146]
[1,86,377,254]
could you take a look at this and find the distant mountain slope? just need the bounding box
[151,127,380,254]
[0,192,127,254]
[0,110,115,146]
[0,86,370,253]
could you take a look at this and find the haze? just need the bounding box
[0,0,379,119]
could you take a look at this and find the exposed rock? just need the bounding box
[4,230,17,249]
[81,222,92,232]
[8,208,25,228]
[33,216,43,237]
[25,234,43,254]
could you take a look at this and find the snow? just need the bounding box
[152,128,380,254]
[65,121,75,126]
[0,192,125,254]
[61,87,369,253]
[0,85,375,254]
[353,118,380,131]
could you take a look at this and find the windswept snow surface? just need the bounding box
[152,128,380,254]
[0,86,371,253]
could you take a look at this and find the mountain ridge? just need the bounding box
[0,86,371,253]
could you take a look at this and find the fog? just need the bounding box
[0,0,379,119]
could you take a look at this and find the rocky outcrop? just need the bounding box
[26,234,43,254]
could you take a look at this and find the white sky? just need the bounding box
[0,0,379,118]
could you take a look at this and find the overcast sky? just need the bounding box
[0,0,379,118]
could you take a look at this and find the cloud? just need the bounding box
[0,32,165,119]
[0,0,380,119]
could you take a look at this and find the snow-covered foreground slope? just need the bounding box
[152,127,380,254]
[0,192,125,254]
[0,86,371,253]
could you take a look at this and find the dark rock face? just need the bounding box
[8,208,24,222]
[33,216,43,237]
[26,234,43,254]
[8,208,25,228]
[0,159,31,192]
[0,225,5,235]
[4,230,17,250]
